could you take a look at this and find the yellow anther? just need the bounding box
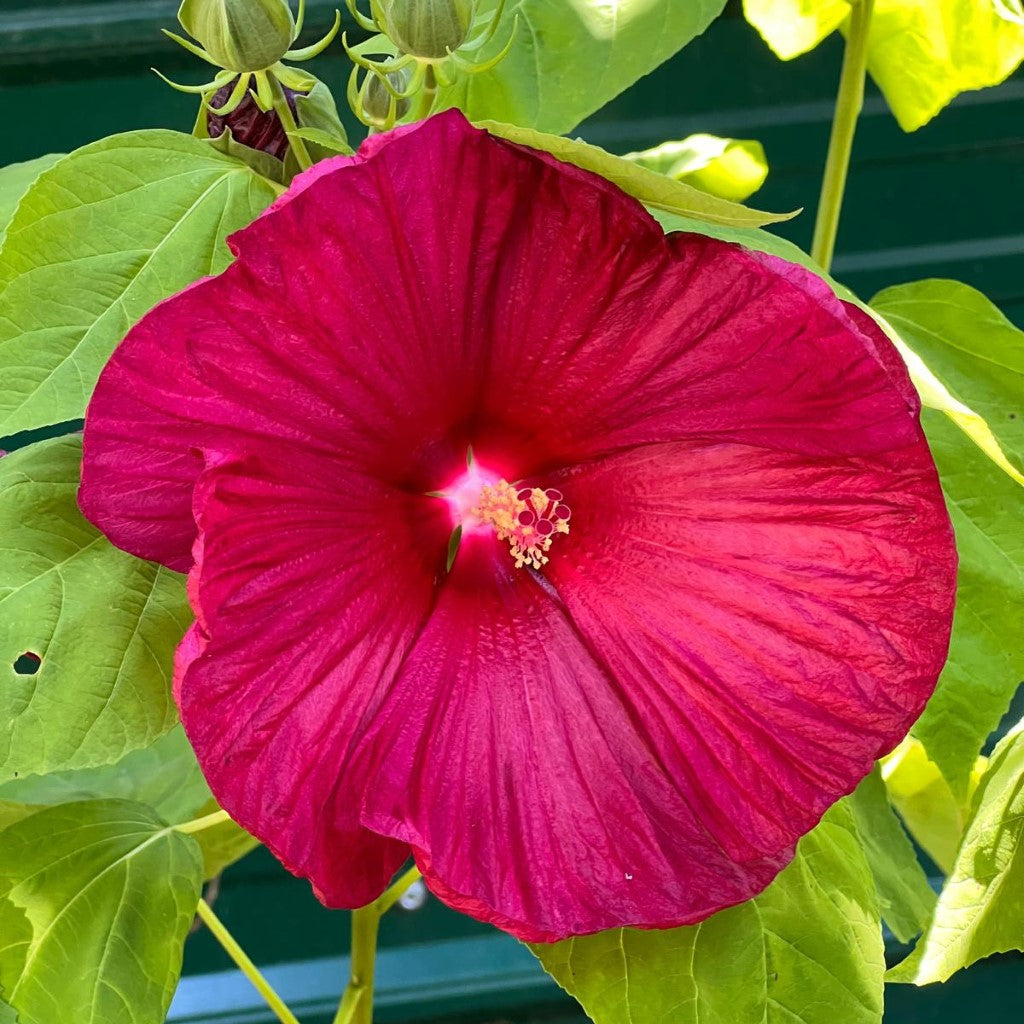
[472,479,571,570]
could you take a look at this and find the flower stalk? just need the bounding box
[333,866,423,1024]
[195,898,301,1024]
[810,0,875,272]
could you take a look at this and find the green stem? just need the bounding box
[332,867,424,1024]
[270,74,313,171]
[195,899,302,1024]
[810,0,875,272]
[333,906,380,1024]
[174,808,231,834]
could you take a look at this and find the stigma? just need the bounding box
[472,480,571,570]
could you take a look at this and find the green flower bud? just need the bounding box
[361,67,412,126]
[378,0,475,60]
[178,0,296,72]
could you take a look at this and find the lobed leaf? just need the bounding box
[889,720,1024,983]
[532,802,884,1024]
[437,0,728,135]
[483,122,794,227]
[0,437,192,782]
[0,130,279,436]
[0,800,202,1024]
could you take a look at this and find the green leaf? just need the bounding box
[622,135,768,202]
[881,737,985,875]
[889,720,1024,983]
[0,130,280,436]
[742,0,850,60]
[865,0,1024,132]
[481,122,795,227]
[907,411,1024,800]
[0,156,62,244]
[0,437,192,782]
[0,727,258,879]
[437,0,728,135]
[872,280,1024,480]
[532,802,883,1024]
[0,995,16,1024]
[0,799,202,1024]
[743,1,1024,132]
[847,767,935,942]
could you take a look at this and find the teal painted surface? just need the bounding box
[1,3,1022,1021]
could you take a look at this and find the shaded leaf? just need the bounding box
[0,437,192,782]
[889,720,1024,983]
[0,800,202,1024]
[622,134,768,201]
[0,727,258,879]
[532,803,883,1024]
[437,0,727,135]
[483,122,795,227]
[847,767,935,942]
[0,130,279,435]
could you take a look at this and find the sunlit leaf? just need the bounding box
[622,134,768,201]
[0,437,191,782]
[0,155,62,245]
[0,800,202,1024]
[437,0,728,135]
[848,767,935,942]
[743,1,1024,132]
[483,123,794,227]
[872,280,1024,480]
[905,412,1024,800]
[889,720,1024,983]
[865,0,1024,131]
[0,130,279,436]
[881,737,986,875]
[532,803,883,1024]
[743,0,850,59]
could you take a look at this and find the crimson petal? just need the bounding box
[177,449,446,905]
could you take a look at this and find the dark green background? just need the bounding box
[1,1,1022,1021]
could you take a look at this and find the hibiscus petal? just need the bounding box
[81,110,921,569]
[176,449,447,904]
[543,436,954,865]
[358,427,953,939]
[357,535,793,940]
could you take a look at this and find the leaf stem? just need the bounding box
[332,866,424,1024]
[195,898,301,1024]
[175,808,231,834]
[810,0,875,272]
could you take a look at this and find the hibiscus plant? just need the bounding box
[0,1,1022,1023]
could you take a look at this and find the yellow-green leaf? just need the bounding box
[481,122,795,227]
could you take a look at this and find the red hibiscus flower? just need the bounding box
[79,111,956,942]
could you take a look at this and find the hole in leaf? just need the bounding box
[13,652,41,676]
